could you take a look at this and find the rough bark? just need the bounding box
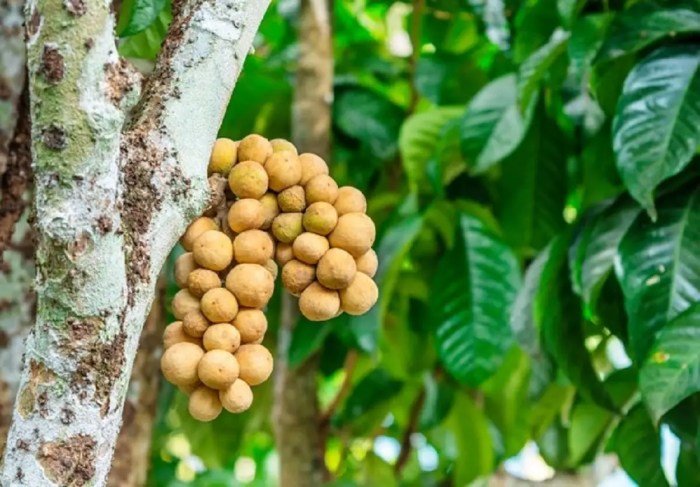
[273,0,333,485]
[1,0,270,484]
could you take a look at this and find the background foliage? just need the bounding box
[117,0,700,485]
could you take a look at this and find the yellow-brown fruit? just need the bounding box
[228,199,264,233]
[228,161,268,199]
[192,230,233,271]
[174,252,197,288]
[208,138,238,175]
[317,248,357,289]
[277,185,306,212]
[281,260,316,296]
[340,272,378,315]
[270,138,298,155]
[271,212,303,244]
[275,242,294,265]
[233,230,274,264]
[163,321,201,349]
[299,153,329,185]
[329,213,376,257]
[172,289,200,320]
[334,186,367,215]
[161,342,204,386]
[263,259,278,279]
[355,249,378,277]
[265,151,302,192]
[237,134,272,164]
[303,202,338,236]
[203,323,241,353]
[181,217,218,251]
[183,310,210,338]
[187,269,221,297]
[219,379,253,413]
[292,232,329,265]
[299,282,340,321]
[188,386,222,422]
[178,382,200,396]
[235,344,273,386]
[200,288,239,323]
[305,174,338,204]
[232,309,268,343]
[225,263,274,308]
[259,192,280,230]
[197,349,239,390]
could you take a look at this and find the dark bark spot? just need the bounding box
[41,45,64,84]
[0,78,11,100]
[42,124,67,150]
[14,468,24,482]
[97,215,113,233]
[60,407,75,425]
[84,38,94,50]
[16,439,30,451]
[0,330,8,348]
[27,8,41,38]
[38,434,97,487]
[64,0,87,16]
[17,360,57,418]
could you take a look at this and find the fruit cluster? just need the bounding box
[160,135,379,421]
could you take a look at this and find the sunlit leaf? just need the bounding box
[518,28,570,111]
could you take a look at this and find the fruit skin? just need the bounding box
[175,252,197,288]
[265,151,302,192]
[277,185,306,212]
[229,161,269,199]
[235,344,273,386]
[355,249,378,277]
[161,342,204,386]
[299,282,340,321]
[328,213,376,257]
[316,248,357,289]
[233,230,274,264]
[163,321,201,349]
[271,138,298,155]
[275,242,294,265]
[299,153,329,185]
[189,386,223,422]
[263,259,278,279]
[183,310,211,338]
[225,263,275,308]
[305,174,338,204]
[208,138,238,175]
[181,217,219,251]
[281,259,316,296]
[192,230,234,271]
[203,323,241,353]
[232,309,268,343]
[197,349,240,390]
[228,198,264,233]
[172,289,201,320]
[187,268,221,297]
[200,287,239,323]
[259,192,280,230]
[219,379,253,413]
[303,202,338,236]
[293,232,329,265]
[237,134,272,163]
[271,212,303,244]
[340,272,378,315]
[334,186,367,215]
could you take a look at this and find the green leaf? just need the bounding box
[118,5,172,60]
[333,369,403,427]
[118,0,167,37]
[431,213,521,386]
[529,383,574,440]
[288,318,333,367]
[512,0,559,62]
[419,373,455,430]
[568,14,612,85]
[446,393,494,485]
[608,404,669,487]
[612,44,700,213]
[460,74,535,173]
[597,2,700,63]
[640,304,700,422]
[416,52,489,105]
[518,28,570,111]
[568,402,612,465]
[615,187,700,362]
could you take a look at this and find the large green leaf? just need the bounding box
[333,369,403,427]
[517,28,570,111]
[615,187,700,362]
[608,404,669,487]
[118,0,167,37]
[431,212,521,386]
[640,304,700,422]
[612,44,700,213]
[568,402,612,465]
[446,393,494,485]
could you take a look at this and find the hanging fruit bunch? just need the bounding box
[160,135,379,421]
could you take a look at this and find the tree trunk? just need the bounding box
[0,0,269,484]
[273,0,333,485]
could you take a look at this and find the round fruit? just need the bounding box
[174,252,197,288]
[228,199,264,233]
[232,309,268,343]
[187,268,221,297]
[339,272,378,315]
[161,342,204,386]
[275,242,294,265]
[265,151,302,192]
[334,186,367,215]
[277,185,306,212]
[203,323,241,353]
[281,260,316,296]
[263,259,278,279]
[197,349,239,390]
[355,249,378,277]
[200,288,239,322]
[225,263,274,308]
[299,153,329,185]
[163,321,201,349]
[292,232,329,265]
[237,134,272,164]
[305,174,338,204]
[271,213,303,244]
[270,138,298,155]
[189,386,222,422]
[303,202,338,236]
[228,161,268,199]
[233,230,273,264]
[235,344,273,386]
[178,382,200,396]
[183,310,210,338]
[181,217,218,251]
[172,289,200,320]
[316,248,357,289]
[192,230,233,271]
[208,138,237,175]
[219,379,253,413]
[259,192,280,230]
[328,213,376,257]
[299,282,340,321]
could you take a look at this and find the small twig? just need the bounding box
[321,350,359,424]
[394,388,426,475]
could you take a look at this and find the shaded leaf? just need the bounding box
[333,369,403,427]
[446,393,494,485]
[288,319,333,367]
[419,373,455,430]
[518,28,570,111]
[118,5,171,60]
[568,402,612,465]
[118,0,167,37]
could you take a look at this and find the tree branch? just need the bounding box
[320,350,358,424]
[394,388,426,475]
